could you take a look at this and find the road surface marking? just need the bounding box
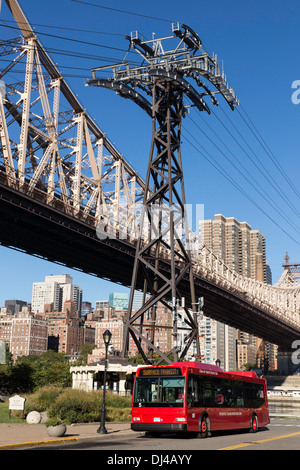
[218,431,300,450]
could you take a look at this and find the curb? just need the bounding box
[0,429,144,450]
[0,436,79,450]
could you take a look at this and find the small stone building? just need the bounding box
[70,358,140,395]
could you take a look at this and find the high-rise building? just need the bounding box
[200,214,271,283]
[199,214,273,371]
[81,301,93,317]
[4,300,29,315]
[131,291,150,310]
[61,283,83,315]
[109,292,129,310]
[31,279,61,313]
[107,291,149,311]
[31,274,82,314]
[197,315,237,369]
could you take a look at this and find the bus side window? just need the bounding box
[255,383,265,406]
[235,383,244,407]
[244,383,265,408]
[223,379,235,407]
[202,377,212,407]
[212,378,224,406]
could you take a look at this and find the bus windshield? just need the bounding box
[133,376,185,407]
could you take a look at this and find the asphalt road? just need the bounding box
[26,418,300,454]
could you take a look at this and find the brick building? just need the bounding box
[0,309,48,362]
[45,301,95,356]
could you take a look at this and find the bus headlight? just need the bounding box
[175,417,186,422]
[133,417,141,421]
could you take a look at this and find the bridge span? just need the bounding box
[0,174,298,350]
[0,0,299,359]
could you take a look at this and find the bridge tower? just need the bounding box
[88,24,239,364]
[275,252,300,289]
[282,252,300,286]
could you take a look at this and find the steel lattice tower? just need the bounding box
[88,23,238,364]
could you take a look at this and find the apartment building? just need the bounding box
[95,319,124,355]
[199,213,273,370]
[0,310,48,362]
[32,274,82,314]
[237,341,257,369]
[200,214,270,283]
[32,280,61,313]
[45,300,92,356]
[0,311,13,347]
[197,316,237,369]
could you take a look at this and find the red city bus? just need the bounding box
[131,362,269,437]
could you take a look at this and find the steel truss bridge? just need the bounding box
[0,0,299,361]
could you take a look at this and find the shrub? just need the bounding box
[106,407,131,422]
[45,417,65,427]
[105,392,132,409]
[47,389,131,424]
[14,387,132,425]
[47,389,99,424]
[24,386,64,414]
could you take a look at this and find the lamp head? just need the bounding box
[103,329,112,346]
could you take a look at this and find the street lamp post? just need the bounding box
[97,329,112,434]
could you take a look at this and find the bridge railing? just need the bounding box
[190,241,300,328]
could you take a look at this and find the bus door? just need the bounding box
[186,374,210,432]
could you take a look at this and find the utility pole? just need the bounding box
[88,23,238,364]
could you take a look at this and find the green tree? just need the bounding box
[16,351,71,389]
[4,344,13,365]
[73,344,96,366]
[0,362,34,394]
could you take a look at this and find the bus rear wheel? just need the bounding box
[249,414,258,433]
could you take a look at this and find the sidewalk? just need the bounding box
[0,421,137,450]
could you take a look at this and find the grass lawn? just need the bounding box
[0,403,25,423]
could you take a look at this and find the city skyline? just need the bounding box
[0,0,299,308]
[0,255,130,308]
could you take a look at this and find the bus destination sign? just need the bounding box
[139,367,181,377]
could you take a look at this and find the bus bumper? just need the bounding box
[131,423,187,433]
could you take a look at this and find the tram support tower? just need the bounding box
[88,23,238,364]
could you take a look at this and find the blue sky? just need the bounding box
[0,0,299,308]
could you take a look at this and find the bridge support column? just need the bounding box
[121,80,198,365]
[277,347,299,375]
